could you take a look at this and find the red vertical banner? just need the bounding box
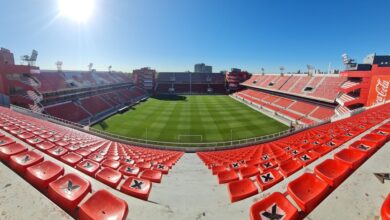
[367,75,390,106]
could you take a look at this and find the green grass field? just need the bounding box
[93,95,288,144]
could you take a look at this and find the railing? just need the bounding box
[331,106,365,121]
[10,103,330,152]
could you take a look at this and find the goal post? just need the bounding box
[177,134,203,143]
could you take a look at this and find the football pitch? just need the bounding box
[92,95,289,145]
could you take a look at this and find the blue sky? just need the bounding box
[1,0,390,73]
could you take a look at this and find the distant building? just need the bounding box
[132,67,156,91]
[226,68,250,91]
[194,63,212,73]
[0,48,15,65]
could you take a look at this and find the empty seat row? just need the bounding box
[0,106,183,201]
[198,103,390,203]
[235,89,334,124]
[0,142,128,219]
[241,74,346,102]
[249,123,390,219]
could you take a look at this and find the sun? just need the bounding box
[58,0,95,22]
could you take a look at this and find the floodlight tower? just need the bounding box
[341,53,357,70]
[88,63,93,71]
[279,66,285,75]
[307,64,315,76]
[56,61,63,72]
[21,50,38,66]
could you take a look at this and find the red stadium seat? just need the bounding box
[118,164,140,177]
[74,148,91,157]
[230,162,243,169]
[246,159,261,167]
[78,189,128,220]
[17,132,35,140]
[348,140,377,156]
[153,163,169,174]
[211,165,227,175]
[228,178,258,202]
[0,143,28,163]
[287,173,330,213]
[371,128,390,141]
[9,129,26,136]
[120,177,152,200]
[96,167,123,188]
[35,141,55,151]
[136,162,152,171]
[361,133,387,148]
[2,125,18,131]
[256,169,283,191]
[296,151,319,166]
[26,137,44,145]
[119,158,135,165]
[275,154,292,165]
[9,151,44,174]
[47,146,68,158]
[325,138,345,148]
[76,159,100,176]
[65,145,80,151]
[250,192,299,220]
[314,159,351,187]
[140,170,163,183]
[55,140,70,147]
[60,152,83,167]
[88,153,104,163]
[217,170,239,184]
[101,159,121,169]
[382,194,390,220]
[239,166,259,178]
[259,160,277,172]
[25,160,64,191]
[279,159,302,177]
[48,173,91,214]
[0,136,15,146]
[334,149,367,170]
[312,145,332,156]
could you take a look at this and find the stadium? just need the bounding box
[1,1,390,220]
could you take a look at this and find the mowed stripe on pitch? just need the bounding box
[93,95,289,144]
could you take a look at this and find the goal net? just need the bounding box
[177,134,203,143]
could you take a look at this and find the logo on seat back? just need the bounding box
[358,144,370,151]
[62,180,80,194]
[260,172,275,183]
[300,154,311,161]
[260,203,285,220]
[20,155,31,163]
[83,162,93,169]
[130,179,144,190]
[126,167,134,172]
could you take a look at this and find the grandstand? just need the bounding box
[0,53,148,125]
[241,74,346,103]
[155,72,227,94]
[0,48,389,220]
